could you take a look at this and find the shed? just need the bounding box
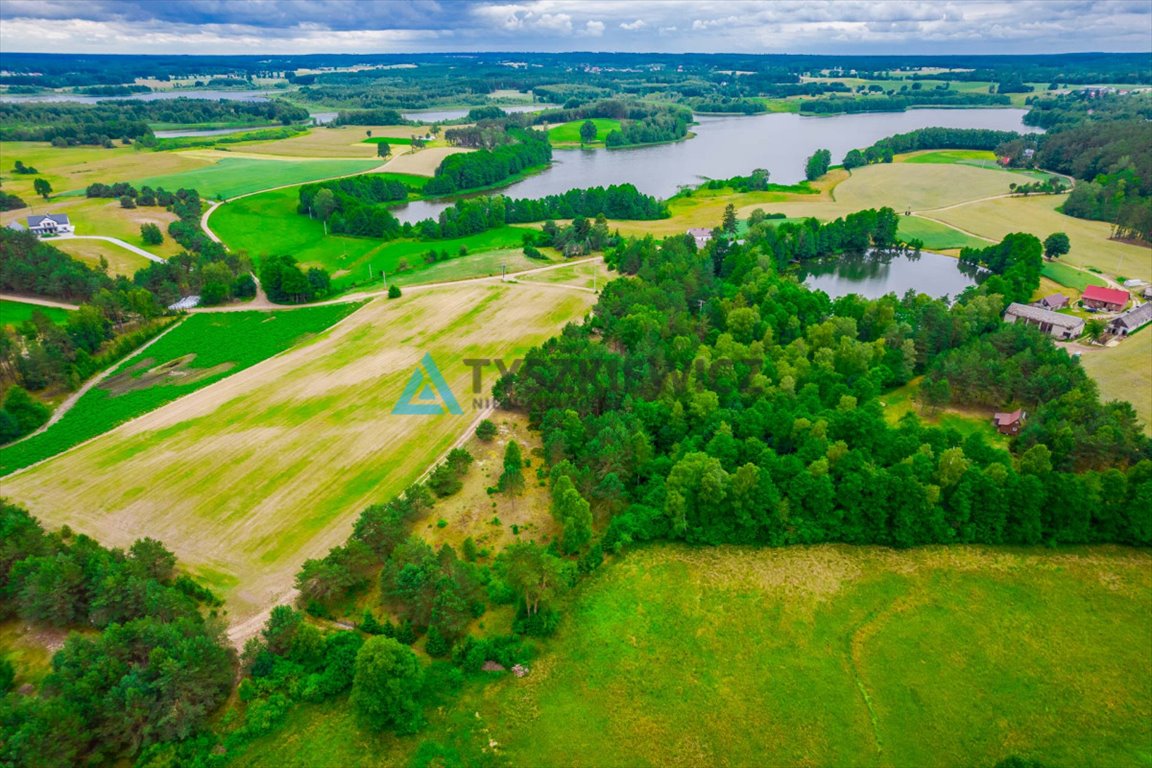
[993,409,1026,435]
[1109,303,1152,337]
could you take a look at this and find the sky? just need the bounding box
[1,0,1150,56]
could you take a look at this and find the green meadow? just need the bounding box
[1041,260,1110,291]
[222,544,1152,768]
[898,216,990,250]
[1,299,72,328]
[547,118,623,145]
[137,157,381,200]
[0,305,361,476]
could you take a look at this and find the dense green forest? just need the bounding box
[423,128,552,196]
[0,502,235,767]
[0,100,308,145]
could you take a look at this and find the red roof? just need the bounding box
[994,409,1023,426]
[1082,285,1129,307]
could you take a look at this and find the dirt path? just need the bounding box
[0,293,81,310]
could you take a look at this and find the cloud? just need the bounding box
[0,0,1148,54]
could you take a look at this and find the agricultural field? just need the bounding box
[242,125,430,158]
[137,155,384,200]
[0,140,208,198]
[895,215,989,251]
[0,305,361,476]
[0,299,72,328]
[224,544,1152,768]
[0,282,598,630]
[51,236,159,276]
[1081,330,1152,433]
[380,146,472,176]
[547,118,623,146]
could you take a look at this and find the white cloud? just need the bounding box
[582,19,606,36]
[620,19,647,31]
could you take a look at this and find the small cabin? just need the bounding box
[1037,293,1068,311]
[993,409,1026,435]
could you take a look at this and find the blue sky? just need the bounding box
[1,0,1150,55]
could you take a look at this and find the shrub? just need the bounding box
[388,284,402,299]
[475,419,497,441]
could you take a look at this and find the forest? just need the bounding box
[422,128,552,196]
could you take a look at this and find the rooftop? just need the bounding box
[1082,285,1130,306]
[1004,302,1084,330]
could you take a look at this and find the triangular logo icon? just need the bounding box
[392,353,463,415]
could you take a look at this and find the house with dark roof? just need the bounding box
[1003,302,1084,340]
[1109,303,1152,337]
[686,228,712,249]
[23,214,73,236]
[1037,293,1068,310]
[1081,285,1129,312]
[993,409,1026,435]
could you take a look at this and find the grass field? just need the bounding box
[1,299,72,328]
[0,196,183,259]
[0,305,361,476]
[223,544,1152,768]
[900,149,999,166]
[242,126,431,158]
[1081,330,1152,433]
[51,237,157,277]
[0,140,209,198]
[1041,260,1109,291]
[897,215,990,250]
[210,186,536,291]
[390,247,558,287]
[0,283,598,627]
[136,156,383,200]
[547,118,623,146]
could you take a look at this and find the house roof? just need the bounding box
[1040,293,1068,307]
[1111,302,1152,330]
[686,228,712,238]
[994,409,1023,426]
[1004,302,1085,330]
[6,221,26,231]
[1082,285,1129,306]
[25,213,71,227]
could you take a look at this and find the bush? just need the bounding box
[388,284,402,299]
[140,222,163,245]
[475,419,497,441]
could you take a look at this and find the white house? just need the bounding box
[22,214,74,236]
[687,227,712,249]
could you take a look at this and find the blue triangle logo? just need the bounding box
[392,353,463,415]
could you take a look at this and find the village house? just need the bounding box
[993,409,1026,436]
[1003,302,1085,340]
[1037,293,1069,310]
[686,227,712,249]
[1108,302,1152,337]
[19,213,74,236]
[1081,285,1130,312]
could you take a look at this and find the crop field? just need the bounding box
[0,140,209,198]
[223,544,1152,768]
[928,195,1152,282]
[51,236,158,276]
[0,282,598,629]
[0,299,72,328]
[381,146,473,176]
[547,118,623,145]
[242,125,431,158]
[1081,330,1152,432]
[390,247,557,286]
[0,305,360,476]
[211,186,536,290]
[136,156,384,200]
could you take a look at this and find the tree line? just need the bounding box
[423,128,552,196]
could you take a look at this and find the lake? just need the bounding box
[799,250,976,300]
[0,89,272,103]
[391,107,1037,223]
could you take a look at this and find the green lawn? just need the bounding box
[137,157,382,200]
[1042,260,1110,291]
[212,186,537,291]
[223,544,1152,768]
[1,299,72,328]
[363,137,414,146]
[547,118,623,146]
[899,216,991,250]
[902,149,999,166]
[0,305,361,475]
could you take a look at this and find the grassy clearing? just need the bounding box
[136,156,382,200]
[1,299,72,328]
[1081,330,1152,433]
[516,257,612,291]
[0,196,183,259]
[0,283,597,626]
[880,377,1008,444]
[900,149,999,165]
[547,118,623,146]
[51,237,156,277]
[390,247,557,287]
[224,544,1152,768]
[0,621,66,689]
[898,215,990,250]
[1041,260,1109,291]
[0,305,360,476]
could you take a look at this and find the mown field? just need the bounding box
[51,237,157,277]
[0,282,598,627]
[547,118,623,146]
[242,125,431,158]
[137,155,383,200]
[1,299,72,328]
[223,544,1152,768]
[210,186,537,291]
[0,305,361,476]
[0,140,208,198]
[1081,329,1152,432]
[0,195,183,259]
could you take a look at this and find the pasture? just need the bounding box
[0,299,72,328]
[0,305,360,476]
[1081,330,1152,433]
[223,544,1152,768]
[136,156,383,200]
[547,118,623,146]
[0,282,598,628]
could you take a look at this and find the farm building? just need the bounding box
[993,409,1026,435]
[1081,285,1130,312]
[1003,302,1084,340]
[1037,293,1069,310]
[687,227,713,249]
[1108,303,1152,337]
[15,214,75,236]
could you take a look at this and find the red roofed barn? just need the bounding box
[1081,285,1130,312]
